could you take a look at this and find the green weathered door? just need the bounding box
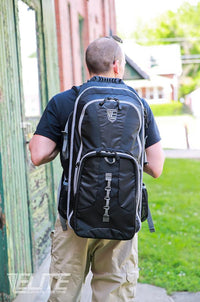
[0,0,59,299]
[16,0,57,270]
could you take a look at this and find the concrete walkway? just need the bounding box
[164,148,200,159]
[81,270,200,302]
[156,116,200,151]
[136,283,200,302]
[14,234,200,302]
[13,261,200,302]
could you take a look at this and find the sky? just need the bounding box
[115,0,200,38]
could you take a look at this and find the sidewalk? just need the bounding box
[164,148,200,159]
[136,283,200,302]
[13,243,200,302]
[156,116,200,151]
[81,271,200,302]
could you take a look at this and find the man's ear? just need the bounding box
[113,60,120,74]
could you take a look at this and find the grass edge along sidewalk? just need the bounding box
[150,101,192,117]
[138,157,200,294]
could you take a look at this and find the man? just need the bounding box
[29,37,165,302]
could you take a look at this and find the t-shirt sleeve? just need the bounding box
[142,98,161,148]
[34,87,78,147]
[34,97,62,146]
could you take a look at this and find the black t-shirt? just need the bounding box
[35,76,161,220]
[35,77,161,149]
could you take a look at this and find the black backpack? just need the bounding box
[60,80,154,240]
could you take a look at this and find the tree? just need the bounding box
[132,2,200,97]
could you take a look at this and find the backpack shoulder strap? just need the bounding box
[72,85,81,95]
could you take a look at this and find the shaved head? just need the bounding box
[86,37,124,76]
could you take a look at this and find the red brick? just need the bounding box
[54,0,116,91]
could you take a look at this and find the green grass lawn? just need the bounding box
[150,102,192,117]
[139,158,200,294]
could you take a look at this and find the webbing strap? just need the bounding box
[59,214,68,231]
[103,173,112,223]
[58,174,68,231]
[147,207,155,233]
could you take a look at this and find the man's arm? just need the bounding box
[143,141,165,178]
[29,134,59,166]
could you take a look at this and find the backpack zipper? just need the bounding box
[67,86,144,223]
[75,98,142,177]
[74,150,140,209]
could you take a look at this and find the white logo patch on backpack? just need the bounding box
[107,108,117,123]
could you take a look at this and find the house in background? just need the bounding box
[126,75,173,104]
[185,88,200,117]
[123,42,182,103]
[124,55,150,81]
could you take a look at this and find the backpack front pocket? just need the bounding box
[74,151,140,229]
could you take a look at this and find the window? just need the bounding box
[18,0,41,117]
[158,87,164,99]
[79,15,86,82]
[68,4,74,83]
[141,87,146,99]
[149,87,154,100]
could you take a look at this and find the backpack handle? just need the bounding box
[99,97,121,110]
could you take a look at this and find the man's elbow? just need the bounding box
[31,155,43,166]
[29,142,45,166]
[151,167,163,179]
[144,149,165,178]
[29,148,44,166]
[144,164,163,178]
[151,154,165,178]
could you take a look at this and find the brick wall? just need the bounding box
[54,0,116,90]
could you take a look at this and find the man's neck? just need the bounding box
[90,72,121,79]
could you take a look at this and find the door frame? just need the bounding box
[14,0,59,270]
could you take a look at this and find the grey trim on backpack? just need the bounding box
[58,83,155,238]
[67,85,145,229]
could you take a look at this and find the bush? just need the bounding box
[150,102,192,117]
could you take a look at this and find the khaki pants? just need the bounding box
[48,217,139,302]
